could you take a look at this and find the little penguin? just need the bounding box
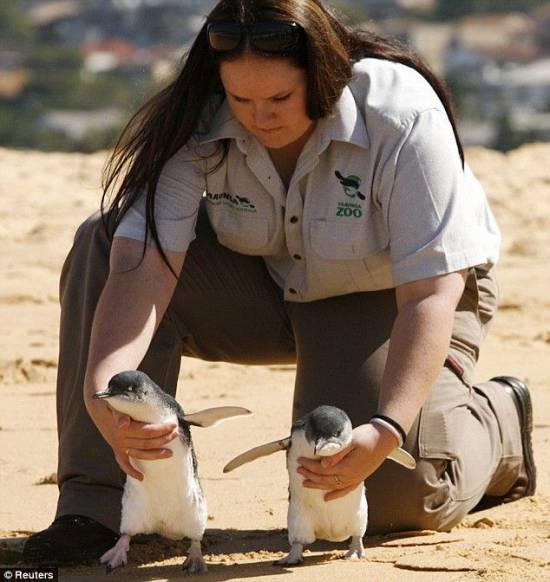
[93,370,251,574]
[224,405,416,565]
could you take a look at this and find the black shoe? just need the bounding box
[492,376,537,497]
[472,376,536,512]
[23,515,119,565]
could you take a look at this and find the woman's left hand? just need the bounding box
[297,423,400,501]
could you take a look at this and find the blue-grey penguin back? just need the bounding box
[177,412,199,478]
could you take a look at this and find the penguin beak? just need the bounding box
[314,438,344,457]
[93,390,113,400]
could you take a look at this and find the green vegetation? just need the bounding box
[24,45,150,111]
[328,1,370,25]
[0,100,127,152]
[0,0,34,45]
[0,3,157,151]
[429,0,542,20]
[0,40,152,151]
[493,109,539,152]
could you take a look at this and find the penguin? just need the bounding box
[224,405,416,565]
[93,370,251,574]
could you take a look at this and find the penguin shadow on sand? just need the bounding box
[4,531,324,581]
[72,533,338,580]
[224,405,416,567]
[58,552,303,582]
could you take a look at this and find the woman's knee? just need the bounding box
[72,209,116,245]
[59,210,114,300]
[366,457,458,534]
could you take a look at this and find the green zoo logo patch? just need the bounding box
[335,171,366,201]
[336,202,362,218]
[335,171,364,218]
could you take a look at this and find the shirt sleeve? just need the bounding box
[383,108,500,286]
[114,145,205,252]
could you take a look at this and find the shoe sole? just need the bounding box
[490,375,537,497]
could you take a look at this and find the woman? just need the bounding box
[24,0,535,565]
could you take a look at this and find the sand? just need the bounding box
[0,144,549,580]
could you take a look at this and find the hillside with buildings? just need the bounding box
[1,0,549,151]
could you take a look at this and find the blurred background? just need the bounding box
[1,0,548,153]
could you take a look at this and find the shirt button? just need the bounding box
[288,288,297,295]
[290,216,299,224]
[293,254,302,260]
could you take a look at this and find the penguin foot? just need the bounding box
[274,543,304,566]
[182,556,208,574]
[100,534,131,571]
[343,549,362,560]
[182,539,208,574]
[343,536,365,560]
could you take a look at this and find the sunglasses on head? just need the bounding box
[207,21,303,55]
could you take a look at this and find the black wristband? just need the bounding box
[371,414,407,445]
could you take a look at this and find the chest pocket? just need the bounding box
[310,217,390,291]
[311,220,367,259]
[310,217,388,259]
[209,207,269,255]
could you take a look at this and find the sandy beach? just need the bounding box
[1,144,549,580]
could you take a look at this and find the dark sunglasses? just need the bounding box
[207,21,303,55]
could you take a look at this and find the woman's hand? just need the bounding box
[297,423,399,501]
[85,396,179,481]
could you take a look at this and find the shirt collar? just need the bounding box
[198,99,248,145]
[197,85,370,152]
[316,85,370,151]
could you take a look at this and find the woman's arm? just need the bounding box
[297,269,467,500]
[83,236,186,480]
[378,268,467,432]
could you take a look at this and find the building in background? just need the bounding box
[1,0,549,151]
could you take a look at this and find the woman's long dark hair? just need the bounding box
[102,0,464,269]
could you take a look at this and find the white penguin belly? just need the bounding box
[121,436,207,541]
[287,434,368,543]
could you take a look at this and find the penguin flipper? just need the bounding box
[183,406,252,428]
[387,447,416,470]
[223,437,291,473]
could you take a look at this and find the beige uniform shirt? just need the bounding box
[115,58,501,302]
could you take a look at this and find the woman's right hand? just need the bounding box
[85,396,179,480]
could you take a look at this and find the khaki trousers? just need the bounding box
[55,205,523,534]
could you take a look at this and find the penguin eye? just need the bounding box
[128,386,134,392]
